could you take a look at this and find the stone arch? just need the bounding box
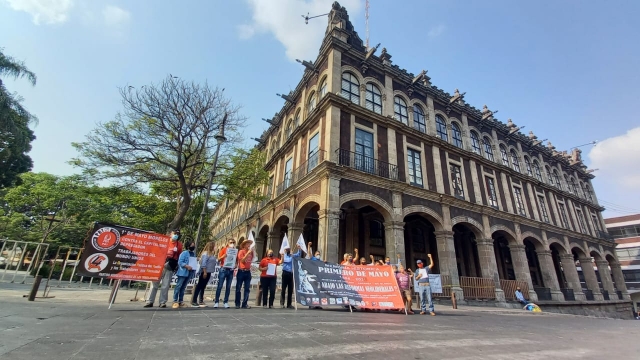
[340,65,365,88]
[489,224,517,241]
[339,192,394,222]
[363,77,385,95]
[522,235,545,252]
[433,110,449,124]
[547,238,568,254]
[603,250,616,261]
[294,196,322,224]
[450,216,484,238]
[392,90,411,105]
[401,205,444,231]
[409,98,428,114]
[589,247,603,261]
[570,243,588,258]
[274,208,293,223]
[521,231,543,244]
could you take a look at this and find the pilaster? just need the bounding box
[383,221,406,262]
[537,250,565,301]
[318,209,341,263]
[434,230,464,300]
[476,238,505,301]
[559,254,586,301]
[610,262,630,300]
[509,245,538,302]
[595,260,616,295]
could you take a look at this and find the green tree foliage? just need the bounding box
[0,48,37,188]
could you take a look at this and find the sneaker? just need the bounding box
[223,303,230,309]
[172,303,179,309]
[430,312,436,316]
[408,310,415,315]
[199,302,207,308]
[420,311,426,315]
[235,305,240,309]
[143,303,153,308]
[287,305,295,309]
[159,304,166,308]
[242,305,251,309]
[213,302,219,308]
[263,305,268,309]
[179,302,188,308]
[191,303,199,307]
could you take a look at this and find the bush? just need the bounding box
[32,263,76,281]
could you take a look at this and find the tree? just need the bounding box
[0,48,37,188]
[71,75,268,231]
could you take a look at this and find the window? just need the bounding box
[369,220,384,247]
[355,128,374,173]
[407,148,423,187]
[558,203,569,229]
[553,170,562,190]
[450,164,464,198]
[583,184,593,202]
[591,214,601,232]
[533,160,543,181]
[270,140,277,158]
[510,150,521,172]
[470,131,481,155]
[513,187,526,216]
[486,177,498,208]
[451,123,463,148]
[500,145,510,167]
[538,195,549,223]
[546,167,555,186]
[394,96,409,124]
[308,133,320,171]
[365,83,382,114]
[575,208,587,234]
[413,105,426,133]
[483,137,495,161]
[319,78,327,98]
[524,157,533,177]
[294,109,301,127]
[436,115,448,141]
[285,120,293,139]
[307,91,317,114]
[284,157,293,189]
[341,72,360,104]
[570,178,579,196]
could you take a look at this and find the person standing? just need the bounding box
[414,254,435,316]
[214,239,237,309]
[396,264,414,314]
[280,244,302,309]
[173,241,196,308]
[144,229,182,308]
[191,242,216,307]
[259,249,281,308]
[235,239,254,309]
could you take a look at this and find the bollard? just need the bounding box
[451,291,457,309]
[28,275,43,301]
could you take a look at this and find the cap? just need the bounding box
[416,259,423,264]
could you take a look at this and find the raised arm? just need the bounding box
[427,254,434,270]
[396,253,402,266]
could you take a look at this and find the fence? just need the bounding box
[500,279,530,300]
[460,276,496,299]
[0,240,49,284]
[431,274,452,298]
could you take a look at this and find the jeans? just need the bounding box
[518,299,528,306]
[235,270,252,307]
[418,284,434,313]
[191,272,211,304]
[146,263,173,305]
[281,270,293,307]
[173,276,189,303]
[261,276,277,307]
[215,268,234,303]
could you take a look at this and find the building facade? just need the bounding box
[210,2,628,304]
[605,214,640,312]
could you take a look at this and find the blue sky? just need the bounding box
[1,0,639,217]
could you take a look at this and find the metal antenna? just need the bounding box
[365,0,370,49]
[302,12,329,24]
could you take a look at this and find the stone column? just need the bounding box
[509,245,538,302]
[434,230,464,300]
[559,254,586,301]
[288,222,305,252]
[536,250,564,301]
[476,239,505,301]
[610,262,631,300]
[595,260,616,297]
[384,221,406,263]
[318,209,340,263]
[579,256,604,301]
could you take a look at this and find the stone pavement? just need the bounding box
[1,283,640,360]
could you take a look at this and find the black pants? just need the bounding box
[191,272,211,304]
[261,277,276,307]
[281,270,293,307]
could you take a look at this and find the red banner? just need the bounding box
[78,223,170,282]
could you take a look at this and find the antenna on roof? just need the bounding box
[302,12,329,25]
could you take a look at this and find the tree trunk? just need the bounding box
[167,191,191,232]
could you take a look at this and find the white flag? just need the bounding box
[296,234,307,254]
[247,231,259,263]
[279,234,290,255]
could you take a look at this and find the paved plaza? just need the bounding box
[1,283,639,360]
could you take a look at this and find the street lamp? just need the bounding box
[194,113,228,250]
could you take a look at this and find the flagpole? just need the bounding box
[292,258,298,311]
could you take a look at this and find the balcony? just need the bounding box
[596,230,614,241]
[336,149,398,181]
[275,150,326,197]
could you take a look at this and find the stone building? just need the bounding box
[210,2,628,304]
[604,214,640,312]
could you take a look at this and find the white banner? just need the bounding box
[413,274,442,294]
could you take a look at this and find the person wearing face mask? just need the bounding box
[235,239,254,309]
[172,241,197,309]
[308,242,323,261]
[214,239,237,309]
[144,229,182,308]
[259,249,281,308]
[280,244,302,309]
[414,254,435,316]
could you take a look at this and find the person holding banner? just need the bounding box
[214,239,237,309]
[415,255,436,316]
[235,239,254,309]
[281,243,303,309]
[259,249,281,308]
[144,229,182,308]
[172,241,197,309]
[191,242,216,307]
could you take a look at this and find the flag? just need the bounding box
[247,231,259,263]
[279,234,290,255]
[296,234,307,253]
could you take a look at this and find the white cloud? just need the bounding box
[239,0,362,61]
[3,0,74,25]
[428,24,445,38]
[102,5,131,28]
[588,127,640,190]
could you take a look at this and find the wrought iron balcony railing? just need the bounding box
[274,150,326,197]
[336,148,398,181]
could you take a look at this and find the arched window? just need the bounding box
[436,115,448,141]
[546,166,554,186]
[510,150,521,172]
[341,72,360,104]
[365,83,382,114]
[285,119,293,139]
[523,157,532,176]
[483,137,494,161]
[307,91,317,114]
[583,184,594,202]
[470,131,481,155]
[394,96,409,124]
[570,178,579,195]
[294,109,301,127]
[532,160,543,181]
[413,105,426,133]
[500,145,510,167]
[319,77,327,98]
[270,140,277,157]
[451,123,463,148]
[552,169,562,190]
